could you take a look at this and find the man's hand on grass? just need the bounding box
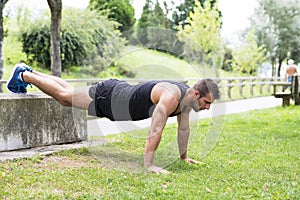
[146,165,170,174]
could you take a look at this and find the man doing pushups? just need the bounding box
[7,63,221,174]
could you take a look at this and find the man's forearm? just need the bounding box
[144,130,163,166]
[177,129,190,159]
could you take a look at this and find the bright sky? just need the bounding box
[218,0,258,42]
[5,0,258,42]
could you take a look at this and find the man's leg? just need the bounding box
[22,70,92,110]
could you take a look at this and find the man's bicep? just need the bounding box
[157,93,179,115]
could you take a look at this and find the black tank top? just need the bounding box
[99,79,189,121]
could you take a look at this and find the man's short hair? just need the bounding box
[193,79,221,100]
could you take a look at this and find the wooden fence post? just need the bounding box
[239,79,245,98]
[227,79,233,100]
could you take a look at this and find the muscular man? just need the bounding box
[7,63,221,174]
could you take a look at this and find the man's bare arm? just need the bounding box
[144,103,168,167]
[177,111,190,160]
[144,84,179,173]
[177,111,203,164]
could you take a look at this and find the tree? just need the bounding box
[251,0,300,76]
[250,6,278,76]
[137,0,153,45]
[89,0,135,32]
[172,0,220,29]
[222,45,234,72]
[232,30,267,75]
[172,0,195,28]
[152,1,167,27]
[21,8,126,75]
[135,0,180,54]
[177,0,223,65]
[0,0,9,93]
[47,0,62,77]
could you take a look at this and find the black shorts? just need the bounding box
[87,79,120,118]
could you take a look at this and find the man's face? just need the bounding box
[191,93,214,112]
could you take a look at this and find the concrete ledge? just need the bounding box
[0,93,87,152]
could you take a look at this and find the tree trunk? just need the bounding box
[47,0,62,77]
[278,58,284,77]
[271,56,276,77]
[0,0,8,93]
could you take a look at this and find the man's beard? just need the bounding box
[191,101,200,112]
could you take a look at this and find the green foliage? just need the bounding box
[61,8,127,76]
[20,8,126,73]
[251,0,300,76]
[222,45,234,72]
[136,0,151,45]
[152,1,167,27]
[137,0,168,30]
[171,0,219,29]
[137,0,169,29]
[21,24,51,68]
[232,30,267,75]
[89,0,136,32]
[135,0,181,55]
[177,0,224,66]
[4,37,27,66]
[172,0,196,28]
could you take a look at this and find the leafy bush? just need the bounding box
[22,24,51,68]
[232,30,267,75]
[20,8,126,73]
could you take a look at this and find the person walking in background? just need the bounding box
[7,63,221,174]
[285,59,298,82]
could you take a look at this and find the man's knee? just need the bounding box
[58,92,73,107]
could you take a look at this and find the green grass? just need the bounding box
[115,46,204,79]
[114,46,249,79]
[1,106,299,199]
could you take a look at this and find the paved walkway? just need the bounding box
[0,96,282,161]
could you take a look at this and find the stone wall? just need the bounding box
[0,93,87,152]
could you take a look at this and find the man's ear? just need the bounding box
[194,89,200,98]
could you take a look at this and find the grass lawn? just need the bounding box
[0,106,299,199]
[115,46,205,79]
[114,46,246,80]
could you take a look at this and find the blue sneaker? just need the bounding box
[7,64,31,93]
[19,63,33,72]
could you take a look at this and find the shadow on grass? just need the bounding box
[86,142,145,173]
